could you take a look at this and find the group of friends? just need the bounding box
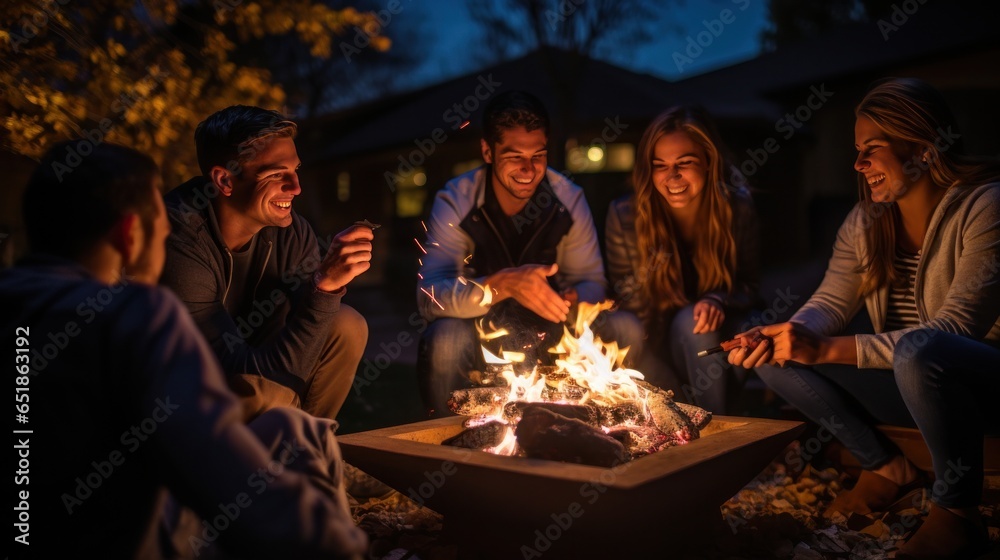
[2,77,997,559]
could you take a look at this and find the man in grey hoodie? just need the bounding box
[162,106,373,421]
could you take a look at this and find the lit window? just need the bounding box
[337,172,350,202]
[566,142,635,173]
[395,167,427,218]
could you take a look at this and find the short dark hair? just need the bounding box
[482,90,550,147]
[194,105,298,176]
[24,142,160,259]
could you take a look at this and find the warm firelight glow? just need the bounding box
[475,301,648,455]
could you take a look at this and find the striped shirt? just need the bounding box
[884,248,921,331]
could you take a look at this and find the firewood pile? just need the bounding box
[443,375,712,467]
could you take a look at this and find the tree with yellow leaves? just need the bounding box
[1,0,388,186]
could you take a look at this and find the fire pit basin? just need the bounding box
[340,415,804,558]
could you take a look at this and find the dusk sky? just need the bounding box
[404,0,770,91]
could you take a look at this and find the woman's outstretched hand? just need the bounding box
[727,322,830,368]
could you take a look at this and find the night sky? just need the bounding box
[407,0,769,92]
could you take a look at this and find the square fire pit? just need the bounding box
[340,415,804,558]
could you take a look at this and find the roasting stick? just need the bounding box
[696,338,742,357]
[697,332,767,358]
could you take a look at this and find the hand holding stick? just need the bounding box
[697,331,767,358]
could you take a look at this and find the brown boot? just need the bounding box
[823,469,924,518]
[894,504,989,559]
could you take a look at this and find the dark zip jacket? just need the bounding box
[417,167,607,320]
[162,177,345,381]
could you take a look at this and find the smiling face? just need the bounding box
[854,116,921,203]
[482,126,547,213]
[228,135,302,230]
[651,131,708,212]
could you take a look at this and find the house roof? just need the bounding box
[300,3,998,160]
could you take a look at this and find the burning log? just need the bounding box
[595,402,646,426]
[447,387,507,416]
[515,407,627,468]
[640,383,699,442]
[442,420,507,450]
[502,401,599,425]
[605,426,671,459]
[674,402,712,429]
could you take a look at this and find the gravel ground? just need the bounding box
[347,441,1000,560]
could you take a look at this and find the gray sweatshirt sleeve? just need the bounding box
[789,205,868,338]
[416,179,494,321]
[126,289,368,559]
[856,185,1000,368]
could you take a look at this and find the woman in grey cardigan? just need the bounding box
[606,106,761,415]
[729,78,1000,559]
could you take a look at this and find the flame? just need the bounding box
[487,426,518,455]
[473,301,647,456]
[482,346,509,365]
[476,319,509,341]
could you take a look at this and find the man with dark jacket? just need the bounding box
[162,106,372,421]
[416,90,643,415]
[2,142,367,559]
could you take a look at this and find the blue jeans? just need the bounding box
[756,362,915,469]
[417,309,645,417]
[758,328,1000,508]
[894,329,1000,508]
[646,304,751,414]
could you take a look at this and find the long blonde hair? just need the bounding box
[854,78,1000,295]
[633,106,739,313]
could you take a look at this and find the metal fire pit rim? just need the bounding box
[338,415,804,490]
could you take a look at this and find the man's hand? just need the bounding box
[315,225,373,293]
[485,263,570,323]
[727,322,829,368]
[692,298,725,334]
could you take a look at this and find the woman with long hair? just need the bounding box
[605,105,761,414]
[729,78,1000,558]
